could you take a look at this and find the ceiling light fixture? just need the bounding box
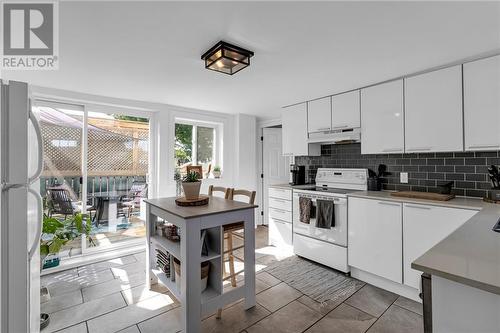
[201,41,254,75]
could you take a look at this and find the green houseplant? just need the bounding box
[182,171,201,200]
[40,213,94,268]
[212,166,221,178]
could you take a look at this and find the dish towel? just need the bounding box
[316,199,335,229]
[299,197,312,224]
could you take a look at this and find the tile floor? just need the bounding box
[41,226,423,333]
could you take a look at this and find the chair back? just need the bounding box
[208,185,230,199]
[229,189,256,205]
[129,182,148,203]
[47,188,75,215]
[186,165,203,178]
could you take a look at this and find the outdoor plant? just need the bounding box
[213,166,221,172]
[212,166,221,178]
[40,213,95,263]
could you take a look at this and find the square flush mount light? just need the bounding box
[201,41,254,75]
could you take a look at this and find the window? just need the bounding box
[174,121,220,178]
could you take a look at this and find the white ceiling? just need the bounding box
[2,1,500,119]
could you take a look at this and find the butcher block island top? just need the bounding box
[145,196,258,219]
[144,196,258,333]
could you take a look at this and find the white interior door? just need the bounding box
[262,128,291,225]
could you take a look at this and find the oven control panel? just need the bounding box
[315,168,368,189]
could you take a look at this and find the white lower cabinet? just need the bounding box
[268,187,293,248]
[348,197,403,283]
[402,204,478,289]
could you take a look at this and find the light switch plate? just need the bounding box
[400,172,408,184]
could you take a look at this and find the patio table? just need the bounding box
[145,196,257,333]
[89,191,128,226]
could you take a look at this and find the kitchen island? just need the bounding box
[144,196,258,333]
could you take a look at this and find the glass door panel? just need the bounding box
[85,112,149,250]
[32,103,85,261]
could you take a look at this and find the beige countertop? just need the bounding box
[145,196,258,219]
[348,190,500,295]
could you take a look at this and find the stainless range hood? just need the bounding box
[308,127,361,144]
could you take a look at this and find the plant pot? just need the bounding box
[213,171,221,179]
[182,181,201,200]
[173,258,210,292]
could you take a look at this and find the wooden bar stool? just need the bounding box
[217,188,256,319]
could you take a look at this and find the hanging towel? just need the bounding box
[316,200,335,229]
[299,197,312,224]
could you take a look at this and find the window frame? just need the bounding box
[174,118,222,175]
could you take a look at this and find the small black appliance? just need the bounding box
[289,164,305,185]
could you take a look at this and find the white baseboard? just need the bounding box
[350,267,421,302]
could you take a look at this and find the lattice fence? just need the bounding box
[40,119,149,177]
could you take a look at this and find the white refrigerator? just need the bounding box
[0,80,44,333]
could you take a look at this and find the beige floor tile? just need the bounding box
[138,307,182,333]
[202,301,271,333]
[41,290,83,314]
[52,322,87,333]
[246,300,322,333]
[77,255,137,275]
[134,251,147,263]
[296,295,342,316]
[45,293,126,333]
[394,296,423,316]
[367,304,423,333]
[116,325,141,333]
[305,303,377,333]
[86,293,178,333]
[82,271,146,302]
[256,271,281,287]
[345,284,398,317]
[45,269,116,298]
[255,278,272,294]
[257,282,302,312]
[121,283,170,305]
[41,269,78,286]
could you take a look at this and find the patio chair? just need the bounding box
[46,187,96,220]
[120,182,148,217]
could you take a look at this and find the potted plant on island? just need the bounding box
[212,166,221,179]
[182,171,201,200]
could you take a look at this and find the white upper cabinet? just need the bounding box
[361,80,404,154]
[332,90,360,130]
[405,65,463,153]
[282,103,320,156]
[307,97,331,133]
[464,55,500,151]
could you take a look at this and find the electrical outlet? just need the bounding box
[400,172,408,184]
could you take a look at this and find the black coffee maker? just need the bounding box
[289,164,305,185]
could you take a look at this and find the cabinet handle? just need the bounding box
[406,147,432,152]
[272,198,287,203]
[271,208,288,213]
[316,127,331,131]
[468,144,500,149]
[405,204,432,210]
[332,125,348,129]
[382,148,403,153]
[378,201,400,207]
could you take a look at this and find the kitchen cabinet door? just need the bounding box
[403,204,477,289]
[308,97,331,133]
[269,218,292,247]
[282,103,308,156]
[464,55,500,151]
[361,80,404,154]
[348,197,403,283]
[405,66,463,153]
[332,90,360,129]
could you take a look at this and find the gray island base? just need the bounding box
[145,196,258,333]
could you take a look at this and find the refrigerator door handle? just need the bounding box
[28,187,43,260]
[28,109,43,185]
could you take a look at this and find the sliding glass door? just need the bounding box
[33,100,151,260]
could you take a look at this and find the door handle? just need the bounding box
[28,187,43,260]
[377,201,400,207]
[28,109,43,184]
[405,204,432,210]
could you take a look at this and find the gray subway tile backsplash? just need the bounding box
[294,143,499,198]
